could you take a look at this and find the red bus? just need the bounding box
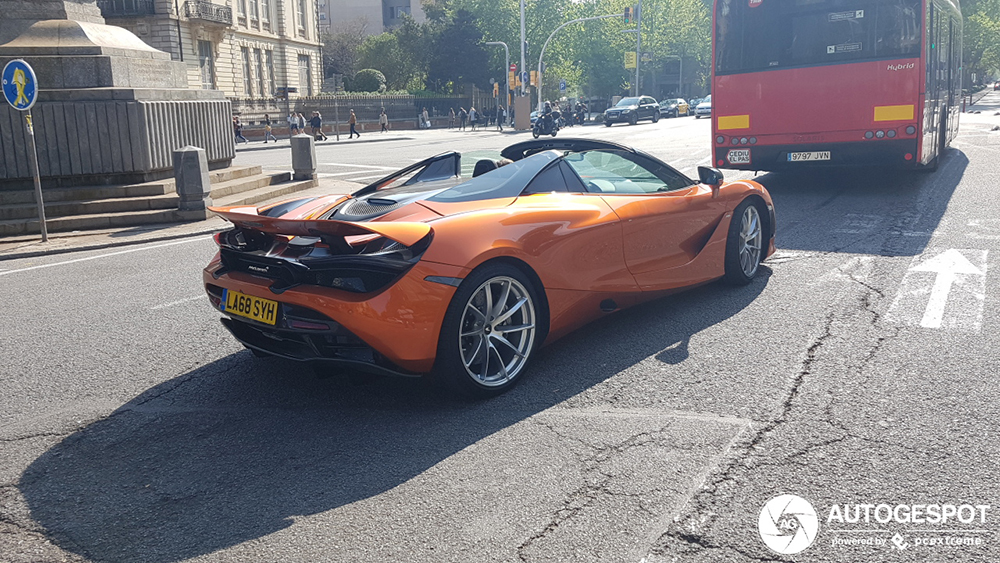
[711,0,962,171]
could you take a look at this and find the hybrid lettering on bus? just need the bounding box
[711,0,962,171]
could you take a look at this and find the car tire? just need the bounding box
[605,121,613,127]
[431,263,541,397]
[628,114,638,125]
[695,114,700,119]
[652,112,660,123]
[723,199,766,285]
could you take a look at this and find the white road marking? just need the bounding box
[320,162,396,169]
[0,237,210,277]
[151,295,205,310]
[887,248,988,332]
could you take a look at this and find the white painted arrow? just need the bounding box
[910,249,985,329]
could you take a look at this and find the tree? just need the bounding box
[357,33,409,89]
[427,10,491,92]
[351,69,387,92]
[320,19,368,80]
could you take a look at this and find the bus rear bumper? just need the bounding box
[715,139,920,171]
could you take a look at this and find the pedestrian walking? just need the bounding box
[379,108,389,132]
[310,111,328,140]
[297,112,307,134]
[469,106,478,131]
[496,105,504,132]
[422,107,430,129]
[348,109,360,138]
[458,107,467,130]
[263,114,278,142]
[233,116,249,144]
[288,112,299,136]
[449,107,456,129]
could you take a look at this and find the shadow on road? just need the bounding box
[751,149,968,256]
[19,272,770,563]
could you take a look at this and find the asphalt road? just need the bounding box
[2,96,1000,562]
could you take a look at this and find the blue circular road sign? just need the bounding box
[2,59,38,111]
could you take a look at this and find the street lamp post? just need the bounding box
[537,14,619,113]
[486,41,510,109]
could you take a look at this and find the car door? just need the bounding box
[562,149,728,290]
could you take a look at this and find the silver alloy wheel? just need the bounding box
[458,276,536,387]
[739,205,763,277]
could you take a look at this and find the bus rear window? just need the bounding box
[715,0,921,74]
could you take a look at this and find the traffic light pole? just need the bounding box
[537,14,619,113]
[520,0,526,96]
[486,41,510,109]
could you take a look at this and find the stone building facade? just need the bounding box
[318,0,425,36]
[98,0,323,97]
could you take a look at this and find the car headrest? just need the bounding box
[472,159,498,177]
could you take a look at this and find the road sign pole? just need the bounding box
[24,110,47,242]
[4,59,46,242]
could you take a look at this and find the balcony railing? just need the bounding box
[184,0,234,26]
[97,0,156,17]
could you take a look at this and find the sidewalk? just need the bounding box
[235,132,416,153]
[0,177,362,262]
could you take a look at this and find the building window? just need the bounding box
[265,50,276,96]
[236,0,247,25]
[198,40,215,89]
[249,0,258,23]
[242,46,254,96]
[261,0,271,30]
[297,0,307,33]
[254,48,266,98]
[298,54,312,96]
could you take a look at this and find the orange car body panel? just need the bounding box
[204,259,467,372]
[206,172,775,375]
[209,207,433,247]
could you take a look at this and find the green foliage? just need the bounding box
[963,0,1000,79]
[427,10,491,92]
[351,69,388,92]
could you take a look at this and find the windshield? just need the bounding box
[715,0,922,75]
[616,97,640,107]
[701,96,711,104]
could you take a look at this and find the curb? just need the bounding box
[0,224,227,262]
[235,136,416,152]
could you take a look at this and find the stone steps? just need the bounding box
[0,165,317,237]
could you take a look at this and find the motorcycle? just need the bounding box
[532,111,560,138]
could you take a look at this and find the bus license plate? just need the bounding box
[787,151,831,162]
[222,289,279,325]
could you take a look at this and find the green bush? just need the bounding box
[351,69,387,93]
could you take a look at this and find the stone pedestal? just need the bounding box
[291,135,317,181]
[0,8,234,188]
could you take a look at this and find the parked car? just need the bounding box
[695,95,712,118]
[659,98,690,118]
[604,96,660,126]
[205,138,776,397]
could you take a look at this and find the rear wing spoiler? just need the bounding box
[209,206,432,247]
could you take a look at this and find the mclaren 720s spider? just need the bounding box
[203,138,776,396]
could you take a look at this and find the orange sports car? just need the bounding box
[204,139,776,396]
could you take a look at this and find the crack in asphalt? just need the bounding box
[517,420,660,561]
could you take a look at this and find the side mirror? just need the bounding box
[697,166,724,198]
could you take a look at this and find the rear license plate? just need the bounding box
[222,289,279,325]
[787,151,831,162]
[728,149,752,164]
